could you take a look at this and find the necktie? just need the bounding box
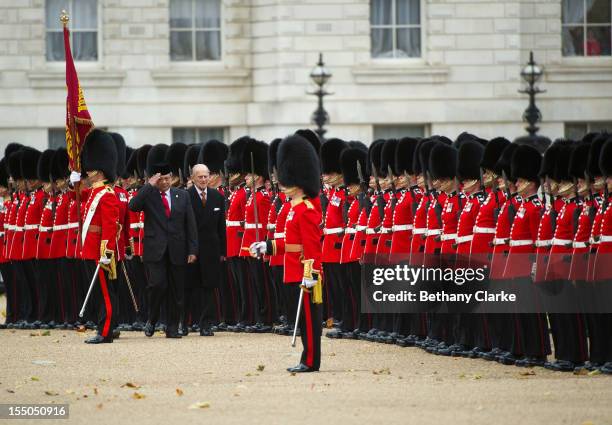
[160,191,170,218]
[201,190,207,208]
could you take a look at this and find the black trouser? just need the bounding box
[11,261,35,322]
[323,262,344,323]
[510,314,551,358]
[1,263,15,323]
[145,251,185,335]
[218,260,238,325]
[549,313,588,363]
[488,313,514,351]
[357,262,372,332]
[115,260,134,325]
[228,257,252,325]
[198,286,218,330]
[341,262,360,332]
[22,260,40,322]
[266,262,282,323]
[247,257,275,325]
[271,266,287,322]
[37,259,58,324]
[126,258,148,324]
[289,282,322,370]
[62,258,81,324]
[586,313,612,364]
[284,281,300,329]
[82,260,117,338]
[78,260,97,324]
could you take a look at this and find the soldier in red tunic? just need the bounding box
[0,156,13,329]
[74,129,121,344]
[251,134,323,373]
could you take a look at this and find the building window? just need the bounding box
[565,122,612,139]
[48,129,66,149]
[562,0,611,56]
[46,0,98,62]
[170,0,222,61]
[172,127,226,144]
[370,0,421,58]
[373,124,426,140]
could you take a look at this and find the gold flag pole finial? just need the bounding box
[60,10,69,26]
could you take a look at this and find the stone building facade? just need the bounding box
[1,0,611,150]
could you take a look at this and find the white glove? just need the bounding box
[301,277,317,289]
[249,241,267,257]
[70,171,81,184]
[99,255,111,265]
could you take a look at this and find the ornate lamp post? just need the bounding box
[308,53,332,139]
[518,51,545,136]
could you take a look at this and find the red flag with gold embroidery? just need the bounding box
[62,12,94,172]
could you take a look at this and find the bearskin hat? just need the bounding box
[511,145,541,182]
[199,139,228,174]
[432,135,453,146]
[136,144,152,179]
[146,143,170,176]
[166,142,188,178]
[367,139,385,177]
[4,143,23,160]
[381,139,399,176]
[20,147,42,180]
[454,132,487,149]
[538,140,569,179]
[267,138,282,177]
[495,143,518,181]
[348,140,368,152]
[587,133,609,178]
[320,138,348,175]
[429,143,457,180]
[51,148,69,181]
[481,137,510,172]
[183,143,201,178]
[569,142,591,180]
[0,158,8,188]
[582,132,600,144]
[241,139,269,179]
[552,140,575,182]
[513,135,552,154]
[457,141,484,181]
[125,148,138,178]
[227,136,252,174]
[7,150,23,180]
[294,129,321,156]
[341,147,368,187]
[600,138,612,177]
[110,133,127,178]
[277,134,320,198]
[419,140,439,177]
[412,139,426,175]
[395,137,418,175]
[37,149,55,183]
[81,130,118,181]
[122,147,135,179]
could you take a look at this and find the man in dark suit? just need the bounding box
[186,164,226,336]
[128,146,198,339]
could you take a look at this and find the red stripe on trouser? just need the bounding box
[98,268,112,338]
[303,291,314,367]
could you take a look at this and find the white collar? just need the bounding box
[195,186,207,197]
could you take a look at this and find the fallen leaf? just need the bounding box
[188,401,210,409]
[53,339,60,343]
[325,318,334,328]
[176,388,184,396]
[96,403,103,410]
[30,376,40,381]
[94,387,99,395]
[290,372,296,376]
[574,368,589,376]
[41,330,51,336]
[472,374,483,380]
[44,390,59,396]
[329,352,336,357]
[132,392,145,400]
[76,326,86,333]
[588,369,602,377]
[6,389,15,393]
[581,422,595,425]
[372,367,391,375]
[122,382,140,389]
[459,373,466,378]
[257,364,265,372]
[519,370,536,376]
[65,389,75,395]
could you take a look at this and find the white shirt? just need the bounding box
[195,185,207,202]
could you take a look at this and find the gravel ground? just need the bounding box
[1,303,611,424]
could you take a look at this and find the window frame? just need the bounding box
[561,0,612,58]
[171,127,228,144]
[169,0,224,62]
[370,0,424,61]
[564,121,612,138]
[372,124,429,140]
[45,0,102,63]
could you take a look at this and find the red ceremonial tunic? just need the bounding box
[349,195,372,263]
[9,192,29,261]
[592,195,612,280]
[440,192,462,255]
[114,186,131,261]
[322,187,349,263]
[424,191,447,255]
[364,191,390,256]
[390,187,421,255]
[226,185,247,258]
[239,187,271,257]
[5,192,20,259]
[545,198,581,281]
[79,184,120,261]
[490,194,521,280]
[340,197,360,264]
[269,198,291,267]
[22,188,45,260]
[472,190,505,255]
[456,191,486,256]
[569,197,597,281]
[504,194,542,279]
[36,193,55,259]
[410,191,430,265]
[377,191,401,257]
[49,191,70,259]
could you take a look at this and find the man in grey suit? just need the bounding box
[128,154,198,339]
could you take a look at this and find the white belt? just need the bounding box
[573,241,588,249]
[473,226,495,234]
[509,240,533,247]
[244,223,263,229]
[3,224,10,230]
[273,232,285,239]
[552,238,572,246]
[366,228,379,235]
[38,226,52,232]
[456,235,473,244]
[130,223,144,229]
[323,227,344,235]
[226,220,242,227]
[24,224,39,231]
[493,238,508,246]
[392,224,413,232]
[440,233,457,241]
[600,235,612,243]
[535,239,551,248]
[345,228,357,234]
[267,224,276,231]
[13,226,23,232]
[413,228,427,235]
[66,223,79,229]
[355,225,367,231]
[380,227,392,234]
[53,224,68,231]
[427,229,442,236]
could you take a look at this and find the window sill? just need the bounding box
[351,62,449,84]
[27,69,126,88]
[151,67,250,87]
[546,58,612,82]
